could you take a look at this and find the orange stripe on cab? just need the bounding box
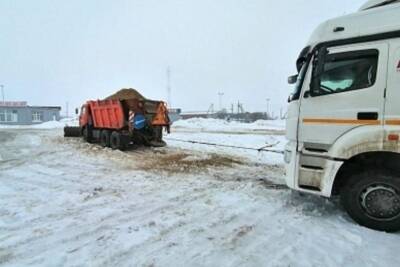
[385,120,400,125]
[303,118,381,125]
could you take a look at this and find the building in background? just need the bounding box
[168,108,182,122]
[0,101,61,125]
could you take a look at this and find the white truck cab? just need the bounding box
[285,0,400,231]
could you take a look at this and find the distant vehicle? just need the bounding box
[285,0,400,231]
[65,89,170,150]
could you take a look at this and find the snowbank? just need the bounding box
[173,118,285,132]
[60,117,79,126]
[31,121,65,129]
[0,118,78,129]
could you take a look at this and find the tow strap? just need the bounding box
[164,137,284,154]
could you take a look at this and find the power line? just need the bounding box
[165,137,283,154]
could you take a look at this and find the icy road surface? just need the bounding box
[0,127,399,267]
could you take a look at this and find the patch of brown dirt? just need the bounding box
[139,151,243,174]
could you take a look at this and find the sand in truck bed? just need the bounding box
[105,88,146,101]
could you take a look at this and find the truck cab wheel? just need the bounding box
[110,131,126,151]
[100,130,111,147]
[340,169,400,232]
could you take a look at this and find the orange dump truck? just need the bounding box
[64,89,170,150]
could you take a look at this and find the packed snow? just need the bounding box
[173,118,285,133]
[0,119,399,266]
[0,118,78,130]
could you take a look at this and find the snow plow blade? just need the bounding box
[64,126,82,137]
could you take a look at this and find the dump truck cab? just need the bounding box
[285,1,400,231]
[78,103,90,128]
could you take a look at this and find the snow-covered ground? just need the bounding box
[0,119,399,267]
[0,118,78,130]
[173,118,285,135]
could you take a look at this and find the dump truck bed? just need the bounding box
[87,100,125,130]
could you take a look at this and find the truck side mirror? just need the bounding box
[75,108,79,115]
[310,46,328,97]
[288,74,298,85]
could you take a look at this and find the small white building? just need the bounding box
[0,101,61,125]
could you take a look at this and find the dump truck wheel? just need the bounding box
[154,126,163,142]
[100,130,111,147]
[82,126,92,143]
[110,131,126,151]
[341,169,400,232]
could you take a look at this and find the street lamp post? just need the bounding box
[266,98,270,119]
[218,92,224,111]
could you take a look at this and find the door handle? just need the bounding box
[357,112,378,120]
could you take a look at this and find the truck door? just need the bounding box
[384,39,400,132]
[298,42,388,149]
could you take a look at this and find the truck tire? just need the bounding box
[340,169,400,232]
[100,130,110,147]
[82,126,92,143]
[154,126,163,142]
[110,131,126,151]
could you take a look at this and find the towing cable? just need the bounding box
[164,137,284,154]
[165,137,287,190]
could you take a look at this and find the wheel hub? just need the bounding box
[361,185,400,220]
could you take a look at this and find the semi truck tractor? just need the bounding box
[285,0,400,231]
[65,89,170,150]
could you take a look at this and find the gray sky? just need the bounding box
[0,0,365,115]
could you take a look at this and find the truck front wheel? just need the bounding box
[341,169,400,232]
[82,126,92,143]
[110,131,126,151]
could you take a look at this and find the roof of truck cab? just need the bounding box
[360,0,400,10]
[307,3,400,47]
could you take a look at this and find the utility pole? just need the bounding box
[218,92,224,111]
[0,85,4,104]
[167,66,171,107]
[266,98,270,119]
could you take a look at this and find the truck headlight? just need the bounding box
[284,150,292,164]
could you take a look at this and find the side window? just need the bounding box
[0,110,5,122]
[313,49,378,96]
[0,110,18,122]
[32,111,43,122]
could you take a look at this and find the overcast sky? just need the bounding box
[0,0,366,115]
